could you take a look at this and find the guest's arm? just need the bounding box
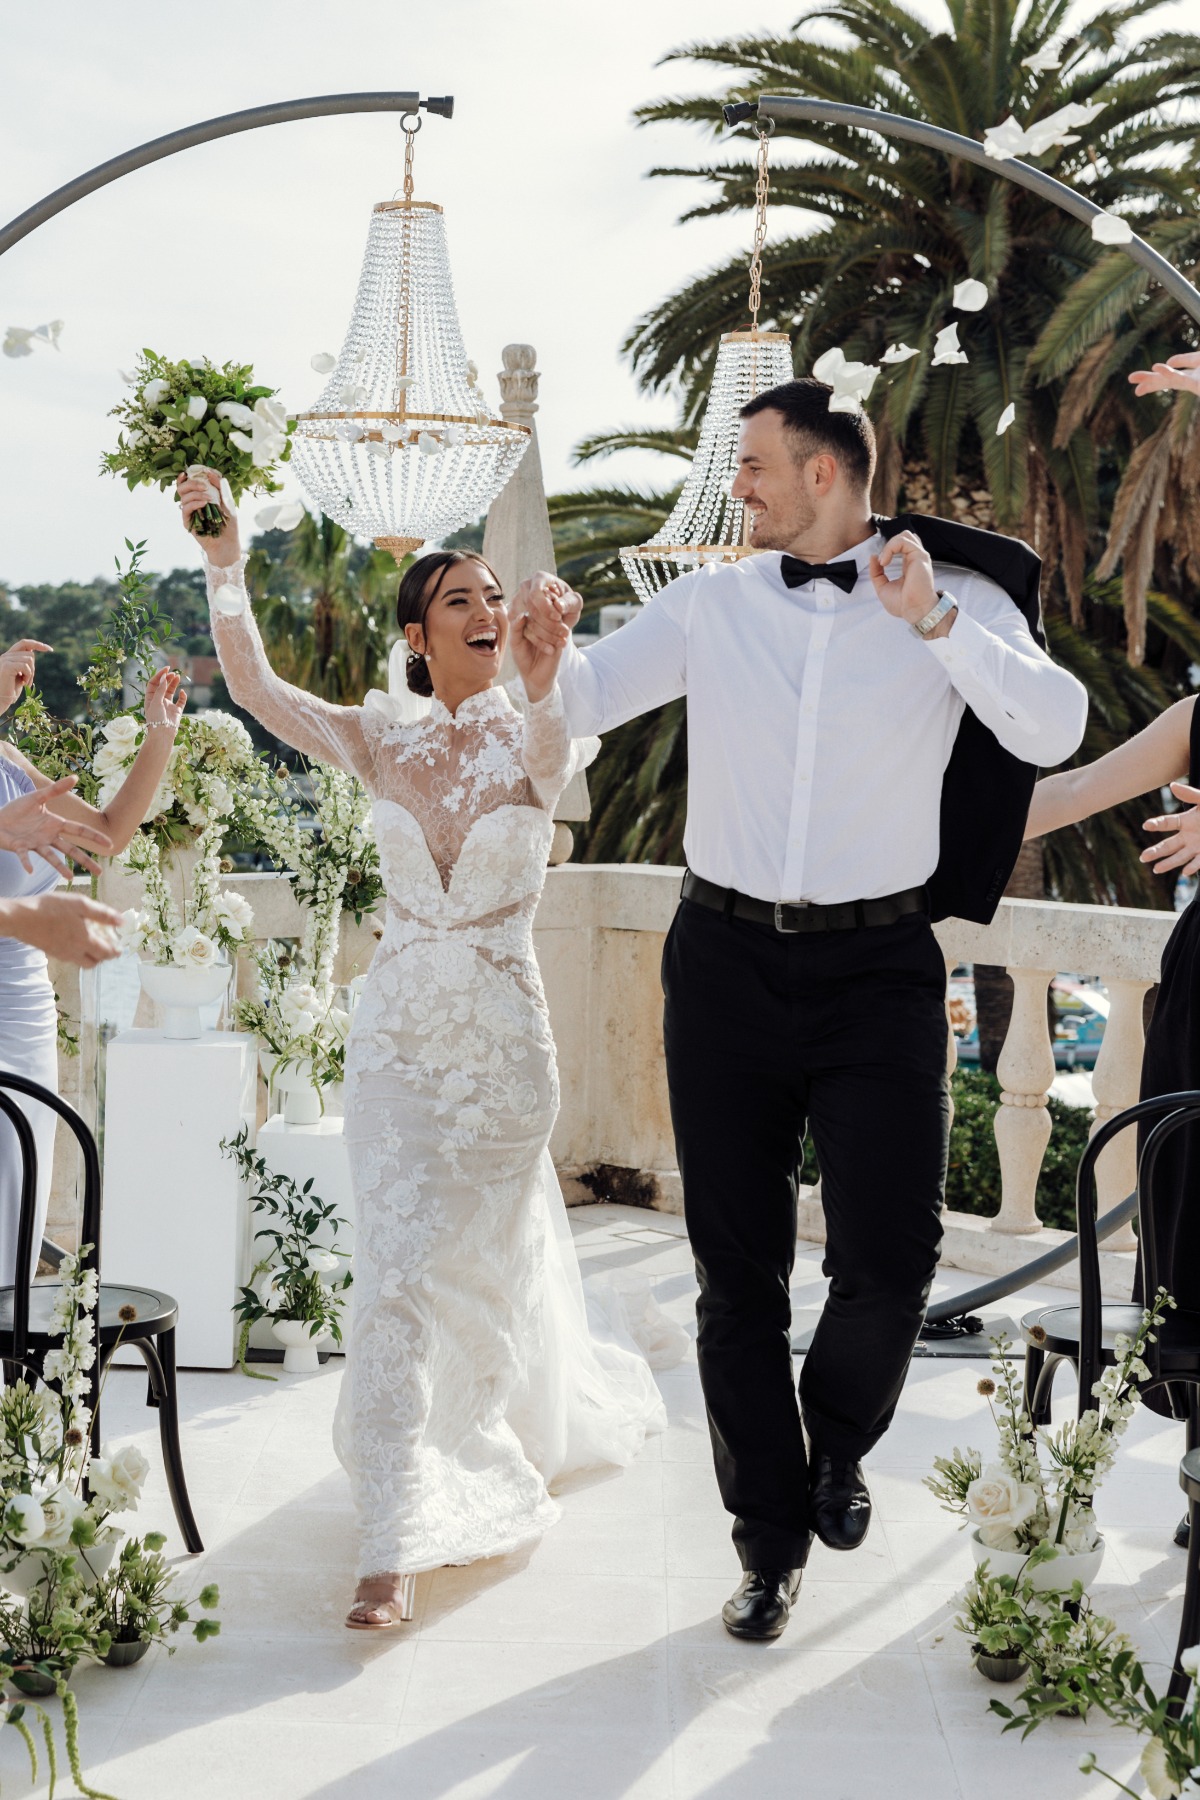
[0,893,123,967]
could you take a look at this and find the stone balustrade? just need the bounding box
[48,868,1179,1297]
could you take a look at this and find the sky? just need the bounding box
[0,0,1190,588]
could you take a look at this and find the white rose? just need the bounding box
[253,395,288,434]
[965,1464,1039,1539]
[91,742,128,780]
[102,712,142,751]
[5,1494,46,1544]
[117,908,146,953]
[215,400,255,428]
[306,1249,340,1275]
[173,927,218,969]
[35,1482,88,1550]
[255,1269,286,1314]
[142,780,176,823]
[215,891,254,934]
[141,377,170,408]
[87,1442,149,1515]
[185,394,207,421]
[228,429,254,454]
[1180,1645,1200,1677]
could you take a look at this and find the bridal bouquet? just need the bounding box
[102,351,293,536]
[927,1291,1171,1560]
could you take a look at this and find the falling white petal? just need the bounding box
[812,347,848,382]
[953,278,989,311]
[310,352,336,375]
[32,321,64,349]
[1091,210,1134,244]
[2,328,34,358]
[417,431,443,456]
[1022,45,1062,72]
[931,323,970,367]
[212,583,247,617]
[255,504,282,530]
[881,343,920,364]
[118,367,138,385]
[828,393,866,414]
[983,116,1030,160]
[996,403,1017,435]
[273,502,305,530]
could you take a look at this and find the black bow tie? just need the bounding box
[780,555,859,594]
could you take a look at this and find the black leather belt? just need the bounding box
[681,870,929,934]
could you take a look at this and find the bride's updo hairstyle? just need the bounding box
[396,550,503,698]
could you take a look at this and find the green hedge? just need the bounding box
[800,1068,1093,1231]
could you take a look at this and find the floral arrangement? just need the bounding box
[233,759,379,1088]
[927,1292,1170,1561]
[96,705,260,856]
[957,1549,1130,1700]
[120,823,253,972]
[0,1249,215,1793]
[94,1532,219,1656]
[221,1128,352,1379]
[102,351,293,536]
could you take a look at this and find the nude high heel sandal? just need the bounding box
[345,1572,416,1630]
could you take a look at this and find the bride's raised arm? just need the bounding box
[176,469,374,783]
[508,576,599,808]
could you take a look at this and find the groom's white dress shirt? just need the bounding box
[555,532,1088,906]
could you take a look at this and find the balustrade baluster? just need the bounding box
[992,965,1055,1233]
[1088,976,1151,1255]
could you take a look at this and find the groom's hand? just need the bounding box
[515,573,581,654]
[868,533,950,635]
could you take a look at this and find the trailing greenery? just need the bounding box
[800,1068,1093,1229]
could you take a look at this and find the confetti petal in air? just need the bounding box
[255,504,282,530]
[931,323,970,366]
[310,352,336,375]
[812,347,847,382]
[996,403,1017,436]
[273,502,305,530]
[881,343,920,365]
[1091,210,1134,244]
[4,320,64,359]
[118,368,138,385]
[1021,45,1061,72]
[812,347,880,411]
[953,279,989,311]
[983,101,1104,160]
[213,583,247,617]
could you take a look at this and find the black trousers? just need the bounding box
[662,896,950,1571]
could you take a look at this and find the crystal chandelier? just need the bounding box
[291,116,530,564]
[620,122,792,601]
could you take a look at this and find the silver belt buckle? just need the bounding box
[774,899,809,933]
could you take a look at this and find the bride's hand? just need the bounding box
[509,589,578,704]
[1129,350,1200,399]
[142,666,187,732]
[175,466,242,567]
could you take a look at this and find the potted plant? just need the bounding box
[222,1129,352,1374]
[955,1564,1030,1682]
[958,1555,1129,1710]
[94,1531,219,1666]
[927,1289,1172,1597]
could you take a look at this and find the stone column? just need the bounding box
[1088,976,1151,1253]
[992,966,1055,1232]
[483,344,589,865]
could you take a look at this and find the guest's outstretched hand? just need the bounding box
[176,466,242,567]
[1128,350,1200,398]
[0,779,112,877]
[0,639,52,715]
[1142,781,1200,877]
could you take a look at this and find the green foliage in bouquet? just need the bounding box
[102,351,293,536]
[95,1531,219,1653]
[221,1128,352,1380]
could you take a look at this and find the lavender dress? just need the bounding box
[0,753,61,1284]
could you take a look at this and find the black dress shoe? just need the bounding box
[810,1454,872,1551]
[721,1567,805,1641]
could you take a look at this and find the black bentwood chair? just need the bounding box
[1020,1090,1200,1705]
[0,1071,203,1554]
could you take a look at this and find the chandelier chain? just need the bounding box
[747,121,773,332]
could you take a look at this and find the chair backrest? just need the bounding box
[1075,1089,1200,1413]
[0,1071,101,1396]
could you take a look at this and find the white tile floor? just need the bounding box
[0,1204,1182,1800]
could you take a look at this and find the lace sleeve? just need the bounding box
[519,682,600,810]
[202,554,374,785]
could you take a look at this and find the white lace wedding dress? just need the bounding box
[205,558,668,1576]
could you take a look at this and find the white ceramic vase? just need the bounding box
[272,1059,325,1126]
[139,959,231,1040]
[969,1528,1105,1592]
[272,1317,332,1373]
[1,1535,118,1599]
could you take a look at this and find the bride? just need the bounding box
[176,469,667,1629]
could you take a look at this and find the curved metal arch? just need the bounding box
[727,94,1200,327]
[0,92,454,260]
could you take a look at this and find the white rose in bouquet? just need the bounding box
[173,926,219,969]
[5,1493,46,1545]
[141,377,170,407]
[87,1442,150,1514]
[966,1463,1040,1548]
[35,1482,89,1550]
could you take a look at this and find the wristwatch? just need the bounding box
[912,590,958,638]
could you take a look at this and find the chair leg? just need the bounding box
[1170,1492,1200,1711]
[1030,1354,1066,1427]
[1023,1345,1045,1419]
[134,1330,204,1555]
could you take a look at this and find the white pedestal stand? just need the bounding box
[102,1029,257,1369]
[250,1114,355,1357]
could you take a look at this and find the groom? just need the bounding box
[520,379,1087,1639]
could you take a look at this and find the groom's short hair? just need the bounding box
[740,378,876,491]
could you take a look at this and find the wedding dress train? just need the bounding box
[206,559,669,1577]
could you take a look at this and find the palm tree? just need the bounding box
[245,513,395,707]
